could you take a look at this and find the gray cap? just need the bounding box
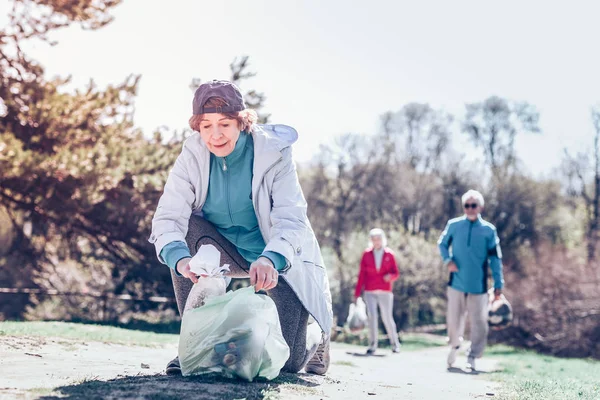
[192,80,246,115]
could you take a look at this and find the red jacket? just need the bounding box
[354,248,399,298]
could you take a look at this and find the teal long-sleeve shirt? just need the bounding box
[160,132,287,273]
[437,215,504,294]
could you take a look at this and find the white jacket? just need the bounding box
[149,124,333,335]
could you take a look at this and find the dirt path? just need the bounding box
[0,335,499,400]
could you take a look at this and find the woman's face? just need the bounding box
[199,113,241,157]
[371,235,383,250]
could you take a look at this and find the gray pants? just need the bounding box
[364,291,401,350]
[171,215,312,373]
[446,286,489,358]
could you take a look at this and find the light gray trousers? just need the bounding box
[171,215,311,372]
[363,291,401,350]
[446,286,489,358]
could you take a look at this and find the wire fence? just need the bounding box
[0,287,177,322]
[0,287,176,303]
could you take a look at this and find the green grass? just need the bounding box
[332,330,447,351]
[0,320,178,347]
[399,333,447,350]
[3,321,446,352]
[26,387,57,396]
[488,345,600,400]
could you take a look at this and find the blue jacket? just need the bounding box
[438,215,504,294]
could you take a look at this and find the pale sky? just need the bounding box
[5,0,600,176]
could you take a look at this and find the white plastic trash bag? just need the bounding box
[179,286,290,381]
[183,245,230,312]
[178,245,290,381]
[488,289,514,330]
[346,297,368,332]
[188,244,228,276]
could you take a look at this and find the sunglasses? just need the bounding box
[464,203,479,209]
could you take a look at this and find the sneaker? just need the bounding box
[366,348,376,355]
[447,345,459,367]
[305,337,330,375]
[165,356,181,375]
[392,346,401,353]
[466,356,476,371]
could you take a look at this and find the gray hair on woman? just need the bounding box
[369,228,387,248]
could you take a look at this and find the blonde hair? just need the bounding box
[189,97,258,133]
[462,189,485,207]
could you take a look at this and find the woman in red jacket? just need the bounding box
[354,228,401,354]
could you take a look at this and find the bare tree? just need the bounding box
[379,104,454,235]
[563,107,600,260]
[382,103,452,172]
[463,96,540,173]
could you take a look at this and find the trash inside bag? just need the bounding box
[346,297,368,332]
[183,272,228,313]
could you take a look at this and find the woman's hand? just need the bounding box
[176,257,198,283]
[383,274,392,282]
[249,257,279,292]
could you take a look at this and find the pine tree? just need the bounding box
[0,0,180,320]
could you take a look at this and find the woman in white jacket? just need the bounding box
[149,80,332,375]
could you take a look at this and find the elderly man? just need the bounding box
[438,190,504,371]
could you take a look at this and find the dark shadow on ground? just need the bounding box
[485,348,522,356]
[67,319,182,335]
[446,366,494,376]
[346,351,387,358]
[37,372,321,400]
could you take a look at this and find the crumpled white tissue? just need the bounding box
[184,244,231,313]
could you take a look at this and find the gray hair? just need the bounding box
[369,228,387,248]
[462,189,485,207]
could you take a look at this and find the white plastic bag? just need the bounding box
[179,286,290,381]
[346,297,368,332]
[178,245,290,381]
[488,289,514,330]
[183,245,230,312]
